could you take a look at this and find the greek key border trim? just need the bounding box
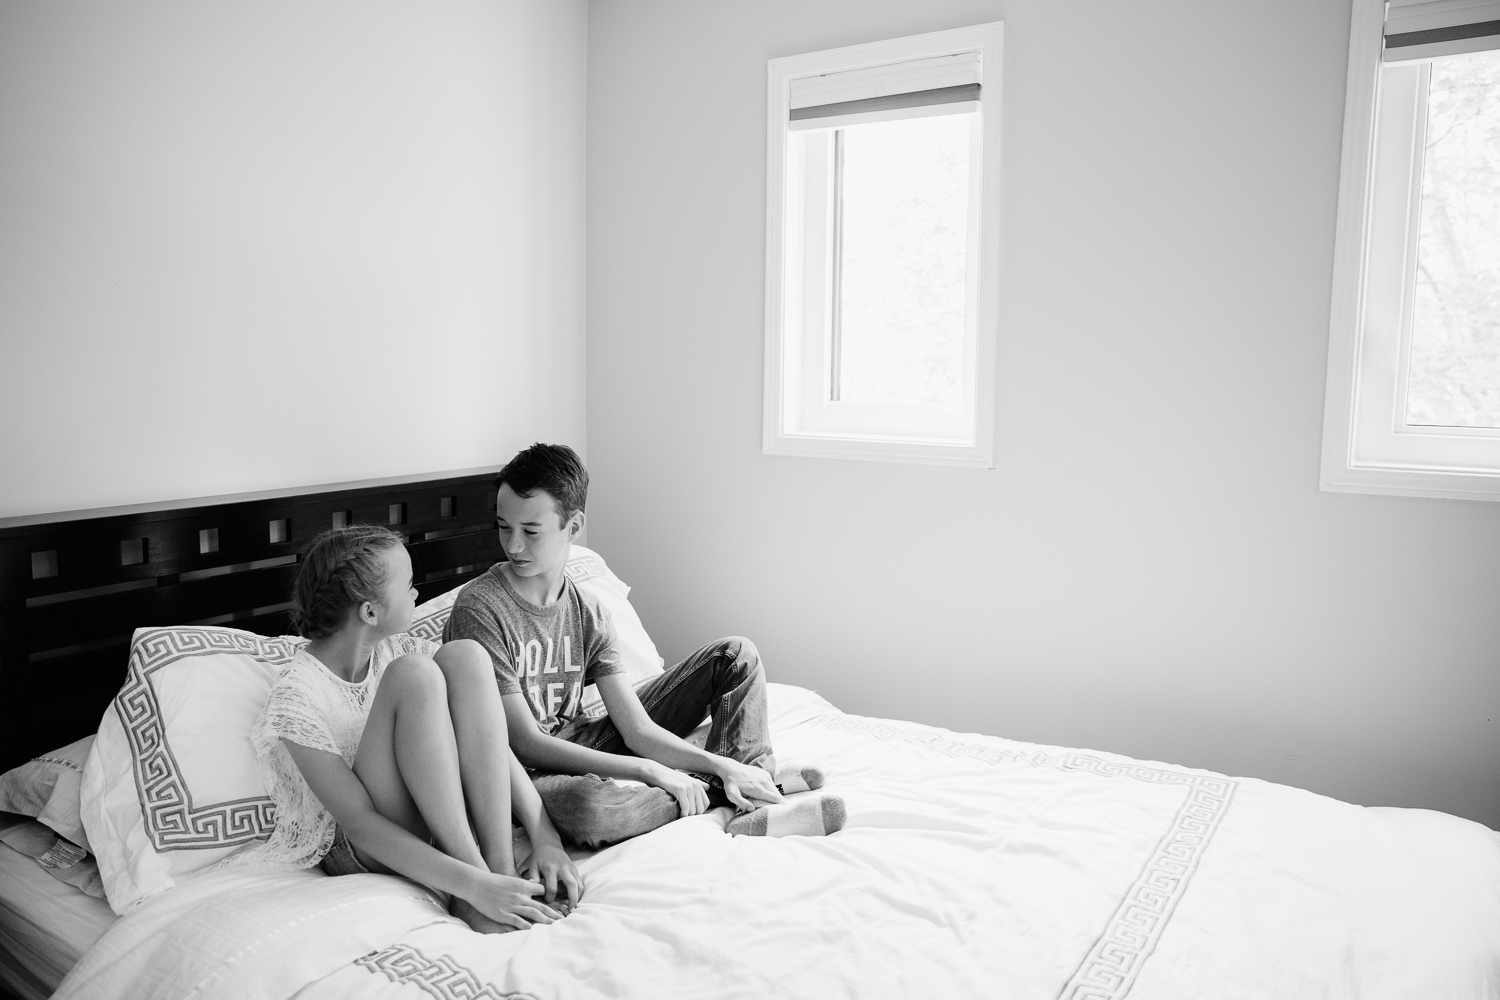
[564,553,605,585]
[115,627,302,850]
[356,944,538,1000]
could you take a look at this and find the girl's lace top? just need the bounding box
[233,633,439,870]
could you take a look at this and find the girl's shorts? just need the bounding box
[319,826,370,877]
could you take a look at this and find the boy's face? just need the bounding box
[495,484,580,580]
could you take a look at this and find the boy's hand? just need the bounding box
[718,760,784,811]
[644,763,711,816]
[523,840,583,914]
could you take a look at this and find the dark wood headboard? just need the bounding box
[0,468,504,774]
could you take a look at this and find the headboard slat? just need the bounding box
[23,565,301,652]
[407,532,504,582]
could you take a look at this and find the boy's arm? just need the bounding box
[506,756,582,909]
[593,674,782,812]
[500,692,721,816]
[500,692,657,782]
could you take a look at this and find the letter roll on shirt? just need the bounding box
[444,564,624,734]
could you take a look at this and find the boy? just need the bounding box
[444,443,844,849]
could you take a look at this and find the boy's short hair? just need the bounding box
[495,443,589,524]
[291,524,404,639]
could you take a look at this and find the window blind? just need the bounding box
[788,51,981,131]
[1385,0,1500,61]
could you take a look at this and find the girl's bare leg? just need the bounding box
[354,654,487,871]
[355,652,559,934]
[432,639,516,875]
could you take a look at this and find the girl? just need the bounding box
[247,524,580,932]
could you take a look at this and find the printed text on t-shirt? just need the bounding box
[513,635,584,720]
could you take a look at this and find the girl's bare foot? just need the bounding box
[450,895,518,934]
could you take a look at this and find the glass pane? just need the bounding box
[1407,49,1500,429]
[836,113,971,407]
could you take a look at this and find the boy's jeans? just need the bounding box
[530,636,773,850]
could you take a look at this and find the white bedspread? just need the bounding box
[53,684,1500,1000]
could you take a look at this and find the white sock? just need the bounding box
[726,794,846,837]
[772,762,826,795]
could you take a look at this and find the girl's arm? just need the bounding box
[283,740,562,929]
[507,757,583,910]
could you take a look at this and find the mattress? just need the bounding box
[42,683,1500,1000]
[0,815,115,1000]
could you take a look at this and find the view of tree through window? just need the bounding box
[1407,49,1500,429]
[835,113,971,408]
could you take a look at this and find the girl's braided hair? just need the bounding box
[290,524,404,639]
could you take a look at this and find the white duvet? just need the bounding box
[54,684,1500,1000]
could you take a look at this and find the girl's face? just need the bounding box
[372,544,418,637]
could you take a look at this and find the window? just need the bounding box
[1322,0,1500,500]
[764,24,1002,466]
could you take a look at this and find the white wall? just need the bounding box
[585,0,1500,828]
[0,0,588,518]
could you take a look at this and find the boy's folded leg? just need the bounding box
[532,773,680,849]
[771,762,826,795]
[725,794,846,838]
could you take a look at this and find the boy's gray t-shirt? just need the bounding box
[443,565,624,735]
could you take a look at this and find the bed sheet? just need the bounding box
[52,683,1500,1000]
[0,816,116,1000]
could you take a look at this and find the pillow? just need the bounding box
[407,583,462,643]
[0,816,106,899]
[0,735,93,850]
[566,544,665,709]
[81,626,305,915]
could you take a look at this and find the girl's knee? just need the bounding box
[383,654,447,700]
[438,637,488,665]
[434,639,494,687]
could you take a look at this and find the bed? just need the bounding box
[2,472,1499,1000]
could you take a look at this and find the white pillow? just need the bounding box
[566,544,665,709]
[0,735,93,851]
[80,626,304,915]
[407,583,461,643]
[410,546,665,709]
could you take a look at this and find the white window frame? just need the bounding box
[1321,1,1500,501]
[763,23,1003,467]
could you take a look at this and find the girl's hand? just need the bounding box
[466,872,565,931]
[523,840,583,914]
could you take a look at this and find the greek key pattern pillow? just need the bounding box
[82,626,304,914]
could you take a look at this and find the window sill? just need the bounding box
[1321,462,1500,503]
[763,429,994,468]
